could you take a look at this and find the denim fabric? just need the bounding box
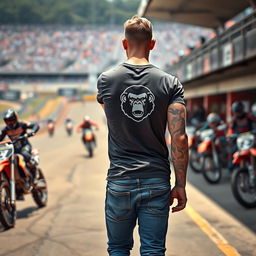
[105,178,171,256]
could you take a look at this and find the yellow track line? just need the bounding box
[185,205,241,256]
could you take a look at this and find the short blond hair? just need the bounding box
[124,15,153,43]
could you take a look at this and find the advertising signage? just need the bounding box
[0,90,21,101]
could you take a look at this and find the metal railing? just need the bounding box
[167,10,256,82]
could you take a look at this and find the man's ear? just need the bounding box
[149,39,156,50]
[122,38,128,50]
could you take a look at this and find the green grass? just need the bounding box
[20,95,51,120]
[0,95,54,125]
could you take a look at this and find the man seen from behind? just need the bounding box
[97,16,188,256]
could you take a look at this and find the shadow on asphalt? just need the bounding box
[78,154,93,159]
[188,167,256,233]
[17,206,38,219]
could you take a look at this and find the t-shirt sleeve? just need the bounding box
[168,76,185,106]
[97,73,105,104]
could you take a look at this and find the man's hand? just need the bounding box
[28,132,35,137]
[169,185,187,213]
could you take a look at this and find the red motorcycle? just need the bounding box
[197,124,227,184]
[0,134,47,229]
[231,132,256,208]
[47,121,55,137]
[187,126,202,173]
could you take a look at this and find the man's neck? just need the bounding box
[126,57,150,66]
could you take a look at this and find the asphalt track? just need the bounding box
[0,101,255,256]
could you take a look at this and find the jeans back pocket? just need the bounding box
[147,186,171,216]
[106,187,131,221]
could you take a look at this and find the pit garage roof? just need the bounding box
[138,0,251,28]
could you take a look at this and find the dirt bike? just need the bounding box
[65,122,73,136]
[197,124,227,184]
[0,134,47,229]
[47,122,54,137]
[82,128,96,158]
[231,132,256,208]
[187,126,202,173]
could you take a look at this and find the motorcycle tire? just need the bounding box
[231,168,256,208]
[189,148,201,173]
[0,175,16,229]
[88,143,93,158]
[32,168,48,208]
[202,155,222,184]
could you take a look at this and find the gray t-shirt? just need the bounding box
[97,62,185,180]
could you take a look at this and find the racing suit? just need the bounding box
[0,121,40,165]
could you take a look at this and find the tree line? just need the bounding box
[0,0,140,25]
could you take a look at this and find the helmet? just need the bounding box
[232,101,244,114]
[251,103,256,118]
[3,109,18,129]
[84,115,90,121]
[207,113,221,125]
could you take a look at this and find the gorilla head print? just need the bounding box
[120,85,155,122]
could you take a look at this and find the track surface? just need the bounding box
[0,102,255,256]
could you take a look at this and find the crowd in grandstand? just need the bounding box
[0,24,211,73]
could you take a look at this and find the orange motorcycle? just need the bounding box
[0,134,47,229]
[197,124,227,184]
[82,128,96,158]
[231,132,256,208]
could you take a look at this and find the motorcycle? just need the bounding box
[0,134,47,229]
[65,122,73,136]
[187,126,202,173]
[197,124,227,184]
[82,128,96,158]
[231,132,256,208]
[47,122,54,137]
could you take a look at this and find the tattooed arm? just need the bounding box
[167,103,188,212]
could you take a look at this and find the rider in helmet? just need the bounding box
[77,116,99,131]
[250,103,256,131]
[65,116,73,125]
[0,109,40,168]
[229,101,253,134]
[200,112,223,131]
[0,109,40,194]
[227,102,253,172]
[77,116,99,143]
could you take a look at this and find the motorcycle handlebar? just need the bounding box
[12,133,34,144]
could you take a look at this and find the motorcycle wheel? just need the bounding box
[202,155,222,184]
[88,143,93,158]
[0,176,16,229]
[189,148,201,173]
[231,168,256,208]
[32,168,47,208]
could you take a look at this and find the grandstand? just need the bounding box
[139,0,256,121]
[0,23,211,93]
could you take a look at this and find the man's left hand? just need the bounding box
[169,185,187,213]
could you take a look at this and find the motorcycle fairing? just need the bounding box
[250,148,256,156]
[0,159,11,177]
[188,136,195,148]
[233,150,250,164]
[198,140,211,153]
[84,131,94,141]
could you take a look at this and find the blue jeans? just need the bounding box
[105,178,171,256]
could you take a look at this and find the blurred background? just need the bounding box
[0,0,255,255]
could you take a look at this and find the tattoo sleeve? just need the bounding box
[167,103,188,188]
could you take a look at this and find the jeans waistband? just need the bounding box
[108,178,170,188]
